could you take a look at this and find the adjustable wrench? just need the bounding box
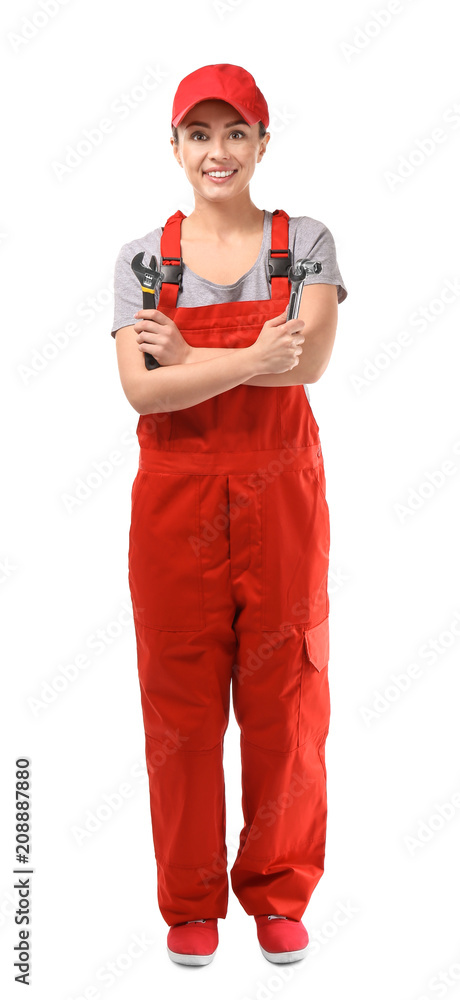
[286,258,322,320]
[130,251,321,367]
[131,252,163,370]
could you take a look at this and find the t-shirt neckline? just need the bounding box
[180,210,270,289]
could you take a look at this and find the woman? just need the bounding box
[111,63,348,968]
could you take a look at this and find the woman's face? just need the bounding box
[171,99,270,204]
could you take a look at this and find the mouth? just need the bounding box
[203,169,238,184]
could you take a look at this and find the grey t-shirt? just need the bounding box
[112,210,347,331]
[111,210,347,397]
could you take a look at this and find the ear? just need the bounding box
[258,133,270,162]
[171,138,182,166]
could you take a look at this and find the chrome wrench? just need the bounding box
[286,258,322,320]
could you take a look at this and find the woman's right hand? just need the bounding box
[247,307,306,374]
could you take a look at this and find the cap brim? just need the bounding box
[172,98,259,128]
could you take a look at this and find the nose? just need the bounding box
[207,135,230,159]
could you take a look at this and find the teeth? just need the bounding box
[206,170,235,177]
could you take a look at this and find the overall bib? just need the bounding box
[128,209,331,926]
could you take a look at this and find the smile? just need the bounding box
[203,170,238,183]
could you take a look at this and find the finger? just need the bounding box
[134,309,158,319]
[272,310,289,325]
[134,308,168,325]
[139,341,161,354]
[135,321,161,337]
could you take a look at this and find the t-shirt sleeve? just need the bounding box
[292,217,348,304]
[110,242,144,338]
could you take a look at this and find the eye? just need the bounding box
[191,132,207,140]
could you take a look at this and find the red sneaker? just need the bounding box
[166,918,218,966]
[254,914,309,963]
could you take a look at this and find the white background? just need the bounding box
[2,0,460,997]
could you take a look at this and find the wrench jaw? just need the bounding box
[131,252,162,291]
[288,258,323,282]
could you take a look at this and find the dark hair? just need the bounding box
[171,121,267,144]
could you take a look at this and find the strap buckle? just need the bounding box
[268,248,292,280]
[160,257,183,287]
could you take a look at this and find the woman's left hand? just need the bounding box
[133,309,192,366]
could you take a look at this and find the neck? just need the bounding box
[186,192,264,239]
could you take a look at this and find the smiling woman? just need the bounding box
[110,62,348,968]
[170,99,270,218]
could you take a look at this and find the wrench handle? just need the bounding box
[286,260,323,321]
[141,288,161,370]
[286,284,303,321]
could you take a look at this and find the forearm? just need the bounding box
[187,345,310,386]
[136,348,259,415]
[186,346,239,363]
[186,345,304,387]
[241,372,304,386]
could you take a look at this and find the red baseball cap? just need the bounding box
[171,63,269,129]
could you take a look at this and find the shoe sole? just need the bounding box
[259,944,308,964]
[167,946,217,966]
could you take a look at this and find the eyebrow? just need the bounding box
[184,119,248,129]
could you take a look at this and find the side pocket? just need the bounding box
[298,616,330,748]
[303,616,329,672]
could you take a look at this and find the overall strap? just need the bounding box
[268,209,291,298]
[158,210,185,309]
[157,208,291,307]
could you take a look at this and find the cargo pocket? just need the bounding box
[128,471,205,631]
[298,616,331,750]
[304,615,329,672]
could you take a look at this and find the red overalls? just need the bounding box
[128,209,331,926]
